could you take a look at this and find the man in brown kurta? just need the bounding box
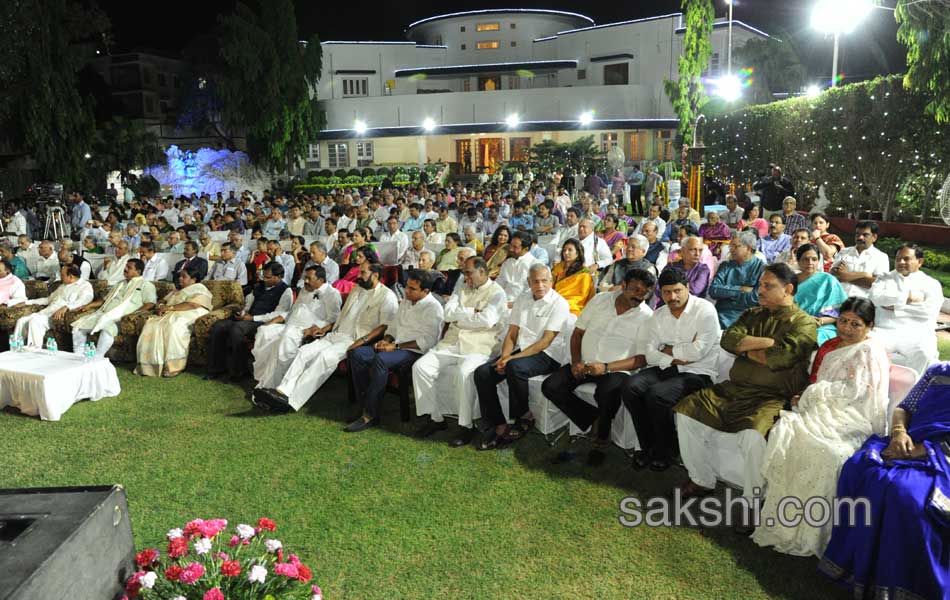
[673,263,818,507]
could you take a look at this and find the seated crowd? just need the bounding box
[1,175,947,597]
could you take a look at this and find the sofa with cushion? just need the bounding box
[0,279,112,344]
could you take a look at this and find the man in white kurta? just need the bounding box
[71,258,157,356]
[830,221,890,298]
[31,242,59,280]
[139,243,169,282]
[378,216,410,261]
[15,264,94,346]
[494,231,539,307]
[412,256,508,440]
[99,241,132,285]
[577,219,614,270]
[868,245,943,375]
[258,262,397,412]
[252,264,342,390]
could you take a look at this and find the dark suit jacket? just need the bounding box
[172,256,209,284]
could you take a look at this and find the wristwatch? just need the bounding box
[362,336,369,344]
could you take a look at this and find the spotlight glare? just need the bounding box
[579,111,594,126]
[716,75,742,102]
[805,84,822,98]
[354,120,367,135]
[505,114,520,128]
[422,117,436,132]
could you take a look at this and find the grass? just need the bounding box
[2,367,853,599]
[924,267,950,298]
[940,339,950,361]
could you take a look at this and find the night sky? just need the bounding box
[97,0,906,82]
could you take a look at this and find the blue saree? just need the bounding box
[819,362,950,600]
[794,272,848,346]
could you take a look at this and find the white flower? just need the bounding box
[194,538,212,555]
[248,565,267,583]
[167,528,183,540]
[312,594,322,600]
[172,597,186,600]
[236,523,255,540]
[140,572,157,589]
[264,538,282,553]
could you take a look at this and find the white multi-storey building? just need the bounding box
[308,9,770,173]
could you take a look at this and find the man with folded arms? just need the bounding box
[252,264,342,394]
[830,220,890,299]
[673,264,817,522]
[413,256,507,444]
[709,230,765,328]
[495,231,539,308]
[100,240,132,285]
[622,268,721,472]
[256,262,397,412]
[472,264,570,450]
[16,264,94,347]
[71,258,157,357]
[344,269,444,432]
[542,268,655,466]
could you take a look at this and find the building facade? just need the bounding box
[308,9,770,174]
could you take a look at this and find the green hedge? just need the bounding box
[876,237,950,273]
[707,76,949,222]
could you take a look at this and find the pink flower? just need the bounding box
[274,562,299,578]
[288,554,302,566]
[125,573,143,598]
[311,585,323,600]
[216,552,229,561]
[183,519,205,539]
[203,588,224,600]
[178,562,205,585]
[227,535,240,547]
[197,518,228,538]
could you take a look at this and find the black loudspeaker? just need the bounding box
[0,485,135,600]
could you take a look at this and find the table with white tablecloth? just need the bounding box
[0,350,121,421]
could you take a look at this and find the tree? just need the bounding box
[217,0,324,172]
[895,0,950,123]
[664,0,714,145]
[89,117,165,182]
[0,0,110,189]
[734,33,808,105]
[528,136,603,180]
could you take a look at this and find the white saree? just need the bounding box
[135,283,213,377]
[752,336,891,557]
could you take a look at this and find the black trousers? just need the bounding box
[475,352,560,428]
[206,319,263,378]
[621,366,712,460]
[541,365,630,442]
[630,185,644,215]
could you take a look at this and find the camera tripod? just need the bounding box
[43,205,68,240]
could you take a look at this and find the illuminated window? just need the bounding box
[328,143,348,168]
[476,41,500,50]
[356,141,374,167]
[306,143,320,165]
[476,23,500,31]
[600,133,618,152]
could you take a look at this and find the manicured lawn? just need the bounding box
[2,367,851,599]
[924,267,950,298]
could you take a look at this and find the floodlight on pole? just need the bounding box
[726,0,734,77]
[805,84,822,99]
[505,114,520,128]
[716,74,742,102]
[354,120,367,135]
[811,0,873,87]
[578,111,594,126]
[422,117,436,132]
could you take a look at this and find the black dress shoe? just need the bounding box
[413,419,448,438]
[632,450,651,471]
[249,389,270,410]
[448,427,477,447]
[649,458,672,472]
[258,388,291,413]
[551,450,577,465]
[344,417,379,433]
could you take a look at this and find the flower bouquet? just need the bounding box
[122,517,322,600]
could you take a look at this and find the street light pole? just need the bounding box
[727,0,733,77]
[830,31,839,87]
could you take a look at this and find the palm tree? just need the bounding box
[91,116,165,183]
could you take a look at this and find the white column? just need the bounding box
[416,136,427,166]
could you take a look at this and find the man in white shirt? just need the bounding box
[228,231,251,264]
[100,241,132,285]
[32,241,59,281]
[555,208,581,250]
[542,268,655,466]
[868,244,944,375]
[256,262,398,412]
[495,231,540,307]
[139,242,169,282]
[472,264,570,450]
[413,256,508,442]
[209,243,248,286]
[205,262,293,381]
[636,204,667,238]
[344,269,445,432]
[266,239,295,286]
[297,241,338,287]
[422,219,444,244]
[378,216,409,260]
[577,219,613,270]
[622,268,721,471]
[252,264,342,392]
[16,235,39,274]
[0,259,27,308]
[830,220,890,298]
[15,264,94,346]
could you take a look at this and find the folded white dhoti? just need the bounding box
[411,345,489,427]
[252,323,307,389]
[14,313,52,347]
[276,332,354,411]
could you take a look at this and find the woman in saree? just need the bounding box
[698,210,731,258]
[793,243,848,345]
[339,227,377,266]
[753,297,891,557]
[598,214,628,261]
[483,225,510,279]
[743,204,769,239]
[550,238,595,315]
[809,212,844,272]
[333,246,378,295]
[135,265,213,377]
[820,361,950,600]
